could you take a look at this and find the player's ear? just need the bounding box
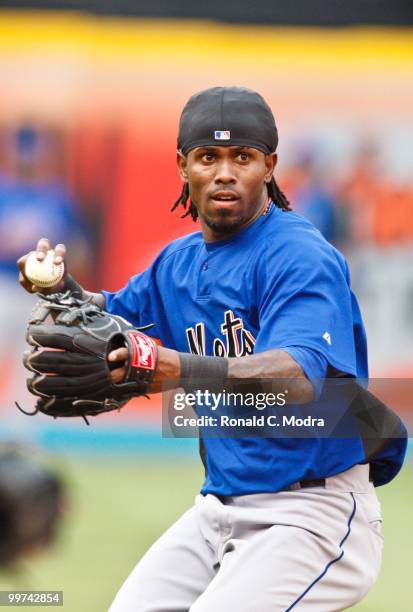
[264,153,277,183]
[177,150,188,182]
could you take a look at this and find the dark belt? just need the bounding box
[284,470,373,491]
[282,478,326,491]
[216,478,326,504]
[216,469,373,503]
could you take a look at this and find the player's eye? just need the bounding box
[237,152,249,162]
[202,153,215,162]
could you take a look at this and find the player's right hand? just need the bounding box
[17,237,68,294]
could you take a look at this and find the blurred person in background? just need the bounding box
[279,146,342,247]
[335,139,413,372]
[337,139,413,248]
[336,139,382,248]
[0,122,91,413]
[0,442,65,569]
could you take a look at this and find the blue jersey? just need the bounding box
[104,204,406,495]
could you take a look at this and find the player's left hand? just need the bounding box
[108,347,129,383]
[108,345,181,393]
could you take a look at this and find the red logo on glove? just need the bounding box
[127,331,157,371]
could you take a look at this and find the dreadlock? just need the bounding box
[171,183,195,220]
[267,177,292,212]
[171,177,291,222]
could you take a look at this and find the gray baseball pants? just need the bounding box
[109,464,383,611]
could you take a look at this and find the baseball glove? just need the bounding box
[19,292,158,423]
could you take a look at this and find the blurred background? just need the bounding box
[0,2,412,610]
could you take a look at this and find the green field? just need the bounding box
[0,459,411,611]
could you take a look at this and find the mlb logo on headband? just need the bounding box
[214,131,230,140]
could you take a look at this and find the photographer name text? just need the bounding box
[173,415,325,428]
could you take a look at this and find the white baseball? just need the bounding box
[24,250,64,288]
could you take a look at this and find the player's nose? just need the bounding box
[214,159,236,184]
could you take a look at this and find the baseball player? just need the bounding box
[18,87,407,611]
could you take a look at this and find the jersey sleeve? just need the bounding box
[101,233,203,348]
[103,274,145,328]
[253,231,365,377]
[102,264,163,335]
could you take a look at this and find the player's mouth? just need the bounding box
[210,191,240,206]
